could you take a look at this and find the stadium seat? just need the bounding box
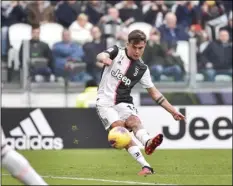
[206,14,228,40]
[40,23,64,48]
[128,22,152,40]
[176,41,190,73]
[199,41,210,53]
[215,75,232,82]
[8,23,32,51]
[155,41,190,82]
[8,23,32,70]
[196,73,204,81]
[170,3,178,13]
[205,25,213,41]
[69,26,93,45]
[207,14,228,27]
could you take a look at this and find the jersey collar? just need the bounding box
[125,48,134,61]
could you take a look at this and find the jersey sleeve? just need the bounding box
[139,67,154,89]
[103,45,119,60]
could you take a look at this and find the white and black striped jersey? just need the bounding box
[97,45,154,106]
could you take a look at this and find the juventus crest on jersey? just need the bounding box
[97,45,154,106]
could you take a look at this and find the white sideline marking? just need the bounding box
[2,174,174,185]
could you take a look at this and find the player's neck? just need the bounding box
[125,48,134,61]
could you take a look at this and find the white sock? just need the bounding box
[2,149,47,185]
[127,146,150,167]
[135,129,151,146]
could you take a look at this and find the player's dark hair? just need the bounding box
[85,79,98,88]
[128,30,147,44]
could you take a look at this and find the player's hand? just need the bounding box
[102,58,112,66]
[172,111,186,121]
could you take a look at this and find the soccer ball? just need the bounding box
[108,126,131,149]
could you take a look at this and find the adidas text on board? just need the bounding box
[4,108,64,150]
[5,135,63,150]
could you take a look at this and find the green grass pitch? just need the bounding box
[1,149,232,185]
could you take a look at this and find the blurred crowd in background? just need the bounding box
[1,0,232,84]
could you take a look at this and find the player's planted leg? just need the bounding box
[125,115,163,155]
[110,121,154,175]
[125,139,154,175]
[2,144,47,185]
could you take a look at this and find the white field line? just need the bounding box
[2,174,175,185]
[154,174,232,177]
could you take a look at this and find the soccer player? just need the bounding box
[1,129,48,185]
[96,30,185,175]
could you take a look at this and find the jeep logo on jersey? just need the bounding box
[111,69,131,86]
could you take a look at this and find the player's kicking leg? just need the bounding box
[1,131,48,185]
[125,115,163,156]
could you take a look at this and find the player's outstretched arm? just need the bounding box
[96,52,112,66]
[147,86,185,121]
[96,45,119,66]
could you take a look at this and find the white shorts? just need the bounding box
[96,102,140,130]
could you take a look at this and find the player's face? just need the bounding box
[127,41,146,60]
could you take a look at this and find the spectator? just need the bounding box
[84,0,105,25]
[115,0,143,22]
[197,30,211,72]
[49,0,63,7]
[220,12,232,42]
[83,26,106,83]
[188,24,205,46]
[55,1,82,28]
[25,0,55,25]
[158,12,190,44]
[200,0,225,28]
[1,1,27,58]
[115,26,129,47]
[19,25,54,82]
[18,1,32,9]
[98,7,123,47]
[106,0,121,8]
[175,1,200,29]
[1,1,27,27]
[162,41,186,81]
[198,30,211,52]
[143,28,185,82]
[143,0,168,28]
[69,13,93,45]
[221,0,232,14]
[52,29,89,82]
[141,0,153,14]
[76,79,98,108]
[199,30,232,81]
